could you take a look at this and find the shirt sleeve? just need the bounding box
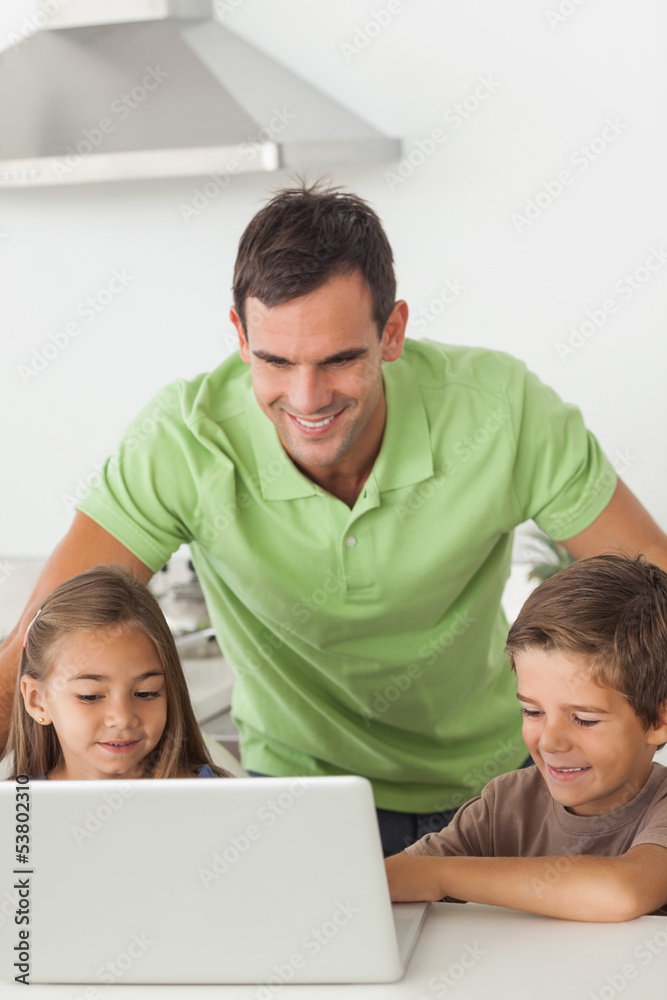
[404,792,493,858]
[630,790,667,852]
[507,362,617,541]
[76,380,204,572]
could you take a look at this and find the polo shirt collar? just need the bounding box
[245,385,319,500]
[371,353,433,492]
[245,353,433,501]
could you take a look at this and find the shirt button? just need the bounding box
[345,536,357,547]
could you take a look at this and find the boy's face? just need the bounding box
[515,648,667,816]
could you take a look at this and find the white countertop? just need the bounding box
[2,902,666,997]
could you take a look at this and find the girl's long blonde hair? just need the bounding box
[4,565,229,779]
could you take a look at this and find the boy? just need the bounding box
[385,554,667,920]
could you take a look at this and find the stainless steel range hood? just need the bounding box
[0,0,400,187]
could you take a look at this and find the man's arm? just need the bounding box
[0,511,152,751]
[561,477,667,570]
[385,843,667,921]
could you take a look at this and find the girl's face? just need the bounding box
[21,626,168,780]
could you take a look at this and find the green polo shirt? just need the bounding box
[78,339,616,812]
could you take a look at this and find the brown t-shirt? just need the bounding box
[405,761,667,915]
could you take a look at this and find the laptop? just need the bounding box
[0,775,428,985]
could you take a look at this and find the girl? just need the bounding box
[2,565,229,780]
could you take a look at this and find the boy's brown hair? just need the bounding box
[232,179,396,337]
[4,565,229,779]
[505,554,667,730]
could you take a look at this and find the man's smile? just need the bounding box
[284,408,346,435]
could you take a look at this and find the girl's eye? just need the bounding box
[77,694,102,703]
[574,716,600,727]
[520,707,542,719]
[135,690,161,700]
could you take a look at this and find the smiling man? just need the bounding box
[233,268,406,507]
[2,182,667,855]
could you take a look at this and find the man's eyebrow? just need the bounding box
[68,671,164,682]
[252,347,368,365]
[516,693,610,713]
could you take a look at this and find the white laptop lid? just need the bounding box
[0,775,422,985]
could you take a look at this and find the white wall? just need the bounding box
[1,0,666,557]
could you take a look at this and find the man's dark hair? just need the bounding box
[505,554,667,731]
[233,180,396,337]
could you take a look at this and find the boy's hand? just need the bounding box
[385,852,449,902]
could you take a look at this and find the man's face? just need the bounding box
[515,648,667,816]
[232,271,407,475]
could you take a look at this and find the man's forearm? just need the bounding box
[386,850,662,922]
[0,629,25,753]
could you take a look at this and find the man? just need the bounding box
[2,182,667,855]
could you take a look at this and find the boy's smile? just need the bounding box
[515,649,666,816]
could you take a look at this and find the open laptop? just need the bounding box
[0,775,428,985]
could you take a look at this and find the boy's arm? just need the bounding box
[385,843,667,922]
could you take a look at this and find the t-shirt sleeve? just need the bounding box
[76,381,203,572]
[507,361,617,541]
[404,791,493,858]
[630,789,667,852]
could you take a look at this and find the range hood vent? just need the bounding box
[0,0,400,187]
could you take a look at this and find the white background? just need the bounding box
[1,0,666,557]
